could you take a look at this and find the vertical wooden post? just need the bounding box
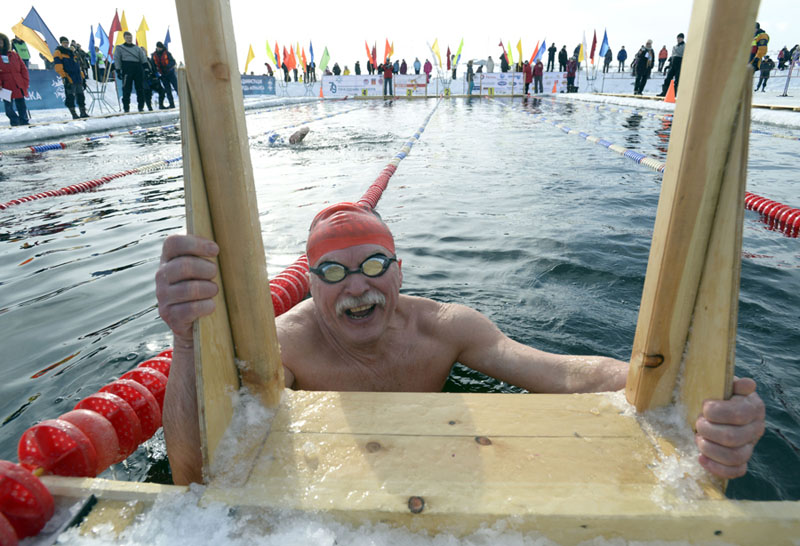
[175,0,284,475]
[626,0,760,414]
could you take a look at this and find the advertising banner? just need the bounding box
[470,72,523,95]
[241,75,276,95]
[321,74,428,98]
[22,70,68,110]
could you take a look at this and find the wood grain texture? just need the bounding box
[626,0,760,410]
[175,0,283,407]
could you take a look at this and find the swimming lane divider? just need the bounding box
[0,124,180,158]
[552,95,800,142]
[260,104,368,144]
[357,98,442,209]
[491,98,800,239]
[489,97,668,174]
[0,157,182,211]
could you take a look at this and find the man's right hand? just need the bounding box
[155,235,220,343]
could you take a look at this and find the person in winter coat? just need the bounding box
[332,63,341,75]
[558,46,568,71]
[152,42,177,109]
[755,56,775,91]
[658,45,668,73]
[566,56,578,92]
[0,33,30,125]
[54,36,89,118]
[486,56,494,73]
[393,59,400,74]
[383,58,394,96]
[114,32,148,112]
[633,40,654,95]
[11,36,30,67]
[617,46,627,72]
[777,46,789,70]
[603,48,613,73]
[749,22,769,70]
[413,57,421,74]
[353,61,360,75]
[466,60,474,95]
[423,59,432,83]
[400,59,407,74]
[500,53,510,73]
[142,48,161,111]
[547,44,557,71]
[522,60,532,94]
[533,59,544,93]
[659,33,685,97]
[343,66,351,75]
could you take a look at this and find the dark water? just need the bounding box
[0,98,798,500]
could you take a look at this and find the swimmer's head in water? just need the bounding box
[306,202,395,265]
[289,126,310,144]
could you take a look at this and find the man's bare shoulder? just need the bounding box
[397,295,476,334]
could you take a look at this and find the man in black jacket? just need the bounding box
[114,31,148,112]
[547,44,557,71]
[558,46,568,72]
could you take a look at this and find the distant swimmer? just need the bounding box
[289,126,310,144]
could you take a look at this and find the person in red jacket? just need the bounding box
[522,60,533,94]
[533,59,544,94]
[658,45,668,73]
[382,57,393,97]
[0,33,30,126]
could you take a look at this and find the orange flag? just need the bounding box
[302,47,308,68]
[384,38,391,62]
[530,40,539,64]
[287,45,296,70]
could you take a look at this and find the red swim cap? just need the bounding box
[306,203,395,265]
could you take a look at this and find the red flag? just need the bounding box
[498,40,504,49]
[108,10,122,56]
[287,45,296,70]
[282,46,289,68]
[275,42,280,67]
[530,40,540,64]
[446,46,451,69]
[590,30,597,63]
[384,38,391,62]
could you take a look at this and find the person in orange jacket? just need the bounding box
[522,60,533,94]
[658,45,668,73]
[0,33,30,125]
[53,36,88,119]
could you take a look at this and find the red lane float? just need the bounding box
[74,392,142,462]
[119,368,168,409]
[17,420,98,478]
[99,380,161,440]
[0,512,18,546]
[744,192,800,238]
[139,357,172,378]
[58,410,120,476]
[0,461,53,540]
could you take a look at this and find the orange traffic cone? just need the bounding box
[551,80,558,93]
[319,85,324,98]
[664,80,676,103]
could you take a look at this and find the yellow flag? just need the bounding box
[507,41,514,65]
[516,39,523,64]
[115,11,129,45]
[431,39,442,68]
[12,19,53,62]
[390,41,395,57]
[296,41,302,67]
[578,43,585,63]
[244,44,255,73]
[136,16,149,52]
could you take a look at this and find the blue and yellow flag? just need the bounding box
[455,38,464,65]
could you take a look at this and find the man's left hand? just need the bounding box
[695,377,766,479]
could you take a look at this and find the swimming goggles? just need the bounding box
[310,254,397,284]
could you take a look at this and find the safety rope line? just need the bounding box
[552,95,800,141]
[357,98,442,208]
[0,99,328,158]
[490,97,667,173]
[261,104,368,144]
[492,97,799,239]
[0,157,181,210]
[0,125,180,158]
[745,192,800,238]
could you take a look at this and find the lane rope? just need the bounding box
[491,97,798,239]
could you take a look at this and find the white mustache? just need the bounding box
[335,291,386,316]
